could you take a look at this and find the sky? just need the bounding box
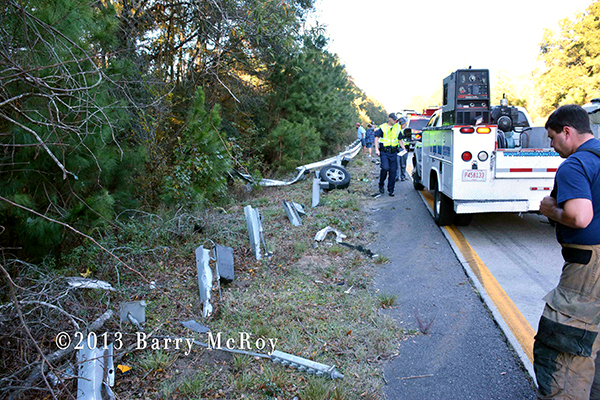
[310,0,594,112]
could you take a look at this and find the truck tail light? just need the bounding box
[461,151,472,162]
[460,127,474,133]
[477,127,491,134]
[478,151,489,161]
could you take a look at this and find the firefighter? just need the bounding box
[374,113,406,196]
[536,104,600,399]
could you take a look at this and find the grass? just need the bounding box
[5,152,403,399]
[379,294,397,309]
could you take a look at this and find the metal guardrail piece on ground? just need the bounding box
[77,342,115,399]
[214,244,235,283]
[314,226,347,243]
[119,301,146,326]
[195,246,214,318]
[244,205,263,260]
[282,200,302,226]
[67,277,116,291]
[270,350,344,379]
[181,319,210,333]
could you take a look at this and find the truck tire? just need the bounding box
[433,182,455,226]
[319,165,351,190]
[454,213,473,226]
[412,170,425,191]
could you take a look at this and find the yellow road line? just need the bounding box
[421,191,535,362]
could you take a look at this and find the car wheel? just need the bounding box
[433,180,455,226]
[319,165,351,190]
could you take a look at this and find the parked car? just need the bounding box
[402,115,430,150]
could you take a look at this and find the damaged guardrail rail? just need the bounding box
[235,139,361,187]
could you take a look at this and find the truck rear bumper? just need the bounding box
[454,199,536,214]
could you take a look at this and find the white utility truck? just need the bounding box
[411,68,563,226]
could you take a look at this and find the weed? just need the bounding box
[138,350,173,372]
[414,310,435,335]
[379,294,396,308]
[374,255,389,264]
[232,354,253,372]
[178,370,217,396]
[328,244,345,256]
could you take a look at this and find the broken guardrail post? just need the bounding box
[214,244,234,284]
[282,200,302,226]
[195,246,214,318]
[244,205,264,260]
[270,350,344,379]
[77,342,115,400]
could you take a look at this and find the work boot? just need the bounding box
[389,192,395,197]
[379,186,384,194]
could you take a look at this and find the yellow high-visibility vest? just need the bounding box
[378,123,401,147]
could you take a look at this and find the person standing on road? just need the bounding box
[396,117,409,181]
[535,104,600,399]
[356,122,366,154]
[374,113,406,196]
[365,123,375,157]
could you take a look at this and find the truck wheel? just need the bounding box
[433,183,455,226]
[412,170,424,190]
[454,213,473,226]
[319,165,351,190]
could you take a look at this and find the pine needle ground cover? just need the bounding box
[1,155,404,399]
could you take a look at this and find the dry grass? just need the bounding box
[0,153,403,399]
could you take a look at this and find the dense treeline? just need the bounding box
[0,0,386,258]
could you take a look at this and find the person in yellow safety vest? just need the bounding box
[374,113,406,197]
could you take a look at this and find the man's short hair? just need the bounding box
[545,104,592,134]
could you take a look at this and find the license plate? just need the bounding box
[462,169,486,182]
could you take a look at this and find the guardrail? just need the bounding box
[234,139,362,187]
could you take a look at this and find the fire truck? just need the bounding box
[411,68,564,226]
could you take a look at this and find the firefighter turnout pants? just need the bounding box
[534,244,600,399]
[379,151,398,193]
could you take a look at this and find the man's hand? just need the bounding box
[375,149,380,156]
[540,196,558,219]
[540,196,593,229]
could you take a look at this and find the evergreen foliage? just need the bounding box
[0,0,378,259]
[0,0,144,257]
[265,33,358,164]
[267,118,322,171]
[536,0,600,115]
[162,88,231,204]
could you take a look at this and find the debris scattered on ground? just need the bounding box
[314,226,347,243]
[244,205,271,259]
[282,200,303,226]
[181,319,210,333]
[77,342,115,399]
[270,350,344,379]
[215,244,235,284]
[195,246,214,318]
[338,242,377,257]
[66,277,115,291]
[120,301,147,327]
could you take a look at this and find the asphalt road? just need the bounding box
[459,212,563,331]
[368,170,538,399]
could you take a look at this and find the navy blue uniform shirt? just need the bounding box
[556,138,600,245]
